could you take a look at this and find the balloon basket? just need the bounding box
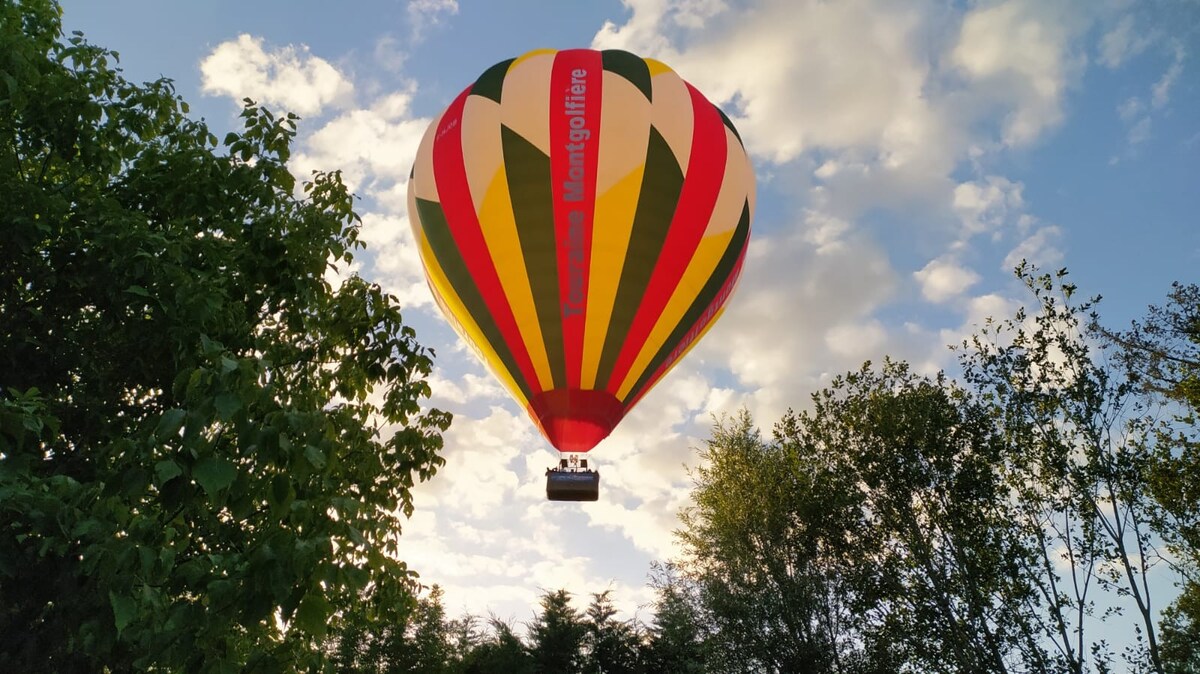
[546,455,599,502]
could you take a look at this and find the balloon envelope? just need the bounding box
[408,48,754,453]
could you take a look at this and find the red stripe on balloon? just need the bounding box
[431,88,541,396]
[527,388,624,453]
[604,83,727,393]
[549,49,603,390]
[625,244,746,410]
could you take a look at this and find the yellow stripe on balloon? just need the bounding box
[615,228,735,400]
[626,303,728,407]
[413,220,529,406]
[643,58,674,77]
[511,47,557,69]
[477,165,554,391]
[579,164,645,388]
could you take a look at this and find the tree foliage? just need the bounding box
[642,564,708,674]
[782,362,1045,673]
[677,410,859,673]
[962,266,1165,673]
[678,365,1042,673]
[527,589,587,673]
[327,586,457,674]
[581,590,644,674]
[672,266,1178,673]
[0,1,450,670]
[1109,283,1200,672]
[325,587,652,674]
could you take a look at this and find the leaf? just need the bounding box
[110,592,136,635]
[155,409,186,440]
[193,456,237,495]
[294,592,331,639]
[214,393,241,421]
[304,445,326,470]
[125,285,151,297]
[154,459,182,485]
[269,474,292,510]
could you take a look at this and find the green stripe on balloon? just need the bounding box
[622,200,750,405]
[601,50,652,102]
[502,125,566,390]
[716,107,744,148]
[594,125,684,392]
[472,58,514,104]
[416,196,534,402]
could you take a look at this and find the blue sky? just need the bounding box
[61,0,1198,630]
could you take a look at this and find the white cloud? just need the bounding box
[951,0,1085,146]
[1117,96,1144,122]
[1127,116,1152,145]
[291,90,429,193]
[1003,223,1064,271]
[593,0,686,57]
[915,256,982,303]
[200,34,353,116]
[937,291,1024,353]
[672,0,729,28]
[608,0,939,167]
[694,221,900,418]
[1098,14,1151,68]
[413,404,533,517]
[373,35,409,73]
[825,320,889,360]
[592,0,1095,227]
[953,176,1025,238]
[1112,41,1186,154]
[1151,42,1185,109]
[408,0,459,40]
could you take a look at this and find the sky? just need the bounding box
[60,0,1199,628]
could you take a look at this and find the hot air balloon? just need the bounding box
[407,48,754,501]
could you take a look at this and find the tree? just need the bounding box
[961,265,1167,673]
[386,585,455,674]
[461,618,534,674]
[581,590,643,674]
[643,563,708,674]
[775,362,1046,673]
[0,1,451,671]
[676,410,866,673]
[677,263,1181,673]
[327,585,455,674]
[445,613,486,673]
[679,365,1047,673]
[1109,283,1200,672]
[527,589,587,674]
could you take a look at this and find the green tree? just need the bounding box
[0,1,450,671]
[776,362,1045,673]
[528,589,586,674]
[461,618,534,674]
[961,265,1166,673]
[580,590,643,674]
[678,276,1178,674]
[1109,283,1200,672]
[677,410,866,673]
[445,613,485,674]
[386,585,455,674]
[643,563,708,674]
